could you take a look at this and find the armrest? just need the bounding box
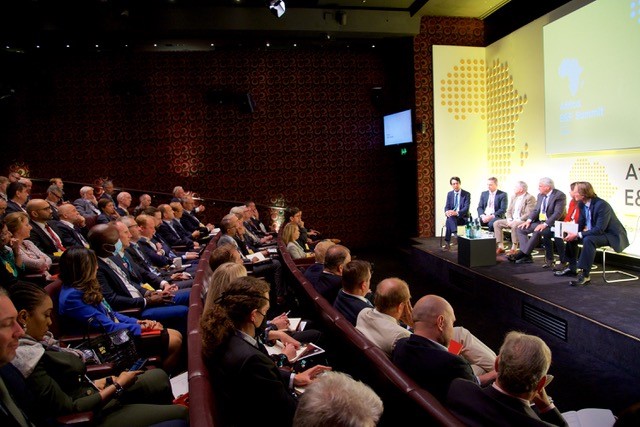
[56,412,94,425]
[85,363,115,379]
[118,308,142,318]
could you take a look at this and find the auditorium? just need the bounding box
[2,0,639,426]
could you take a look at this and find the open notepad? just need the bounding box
[266,341,325,362]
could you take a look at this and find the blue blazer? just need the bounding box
[59,286,142,336]
[579,197,629,253]
[445,190,471,219]
[477,190,508,218]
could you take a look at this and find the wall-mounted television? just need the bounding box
[383,109,414,146]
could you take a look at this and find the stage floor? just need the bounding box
[412,237,640,340]
[409,237,640,413]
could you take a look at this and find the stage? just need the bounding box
[409,237,640,413]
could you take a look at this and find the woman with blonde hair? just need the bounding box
[203,262,247,311]
[282,222,307,259]
[4,212,53,278]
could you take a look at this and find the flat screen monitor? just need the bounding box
[383,109,414,146]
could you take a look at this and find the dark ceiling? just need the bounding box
[0,0,574,50]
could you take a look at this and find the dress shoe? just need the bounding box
[442,243,451,251]
[570,274,591,286]
[554,267,577,277]
[553,262,569,272]
[515,255,534,264]
[508,251,525,262]
[542,259,554,269]
[496,247,505,255]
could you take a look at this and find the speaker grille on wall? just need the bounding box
[237,93,255,113]
[522,302,568,341]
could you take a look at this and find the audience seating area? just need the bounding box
[275,234,465,426]
[183,221,464,426]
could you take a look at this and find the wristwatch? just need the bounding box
[113,381,125,398]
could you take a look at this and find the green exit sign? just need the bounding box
[400,148,408,156]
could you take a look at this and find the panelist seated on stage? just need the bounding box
[391,294,497,402]
[551,182,580,272]
[446,331,568,427]
[443,176,471,251]
[554,181,630,286]
[357,278,496,375]
[477,177,508,230]
[510,177,566,268]
[493,180,536,255]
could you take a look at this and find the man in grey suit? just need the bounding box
[493,181,536,255]
[511,177,566,267]
[556,181,629,286]
[73,186,100,218]
[477,177,508,230]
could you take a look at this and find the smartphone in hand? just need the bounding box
[129,358,148,371]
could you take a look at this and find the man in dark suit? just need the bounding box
[512,177,567,267]
[443,176,471,251]
[52,204,90,248]
[156,204,197,251]
[26,199,65,260]
[311,244,351,304]
[477,177,508,230]
[88,224,189,332]
[303,240,336,285]
[44,185,63,221]
[556,181,630,286]
[4,182,28,216]
[180,195,214,236]
[446,331,567,427]
[392,294,496,401]
[333,260,374,325]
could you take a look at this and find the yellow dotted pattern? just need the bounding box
[439,58,486,121]
[486,59,528,178]
[568,158,617,200]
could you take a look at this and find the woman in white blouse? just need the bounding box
[4,212,52,278]
[282,222,307,259]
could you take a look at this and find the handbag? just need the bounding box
[76,316,139,373]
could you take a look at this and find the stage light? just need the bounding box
[269,0,286,18]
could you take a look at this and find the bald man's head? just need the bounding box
[412,294,455,347]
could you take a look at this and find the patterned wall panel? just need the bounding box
[2,49,398,248]
[414,17,485,237]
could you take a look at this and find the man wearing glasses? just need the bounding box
[25,199,66,260]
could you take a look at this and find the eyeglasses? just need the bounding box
[256,309,268,318]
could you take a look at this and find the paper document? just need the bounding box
[170,371,189,399]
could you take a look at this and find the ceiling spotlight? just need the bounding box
[269,0,286,18]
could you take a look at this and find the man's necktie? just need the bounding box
[454,193,459,210]
[541,195,548,213]
[44,224,65,252]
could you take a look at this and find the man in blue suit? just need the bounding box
[443,176,471,251]
[477,177,508,230]
[556,181,629,286]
